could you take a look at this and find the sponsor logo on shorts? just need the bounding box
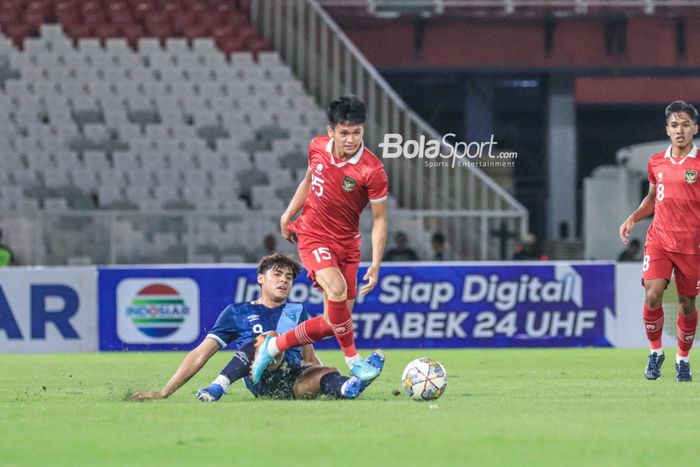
[685,170,697,184]
[341,176,356,192]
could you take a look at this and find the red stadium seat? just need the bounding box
[109,9,133,27]
[95,23,121,43]
[27,1,51,18]
[0,11,17,29]
[170,11,198,35]
[0,1,20,13]
[237,24,258,43]
[145,22,172,42]
[216,34,245,56]
[160,0,182,15]
[24,12,46,32]
[237,0,252,14]
[184,23,209,42]
[4,22,32,47]
[120,22,144,48]
[246,36,270,55]
[187,2,206,16]
[133,0,155,16]
[144,10,169,28]
[3,0,269,59]
[64,21,93,41]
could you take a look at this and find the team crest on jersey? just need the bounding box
[685,170,697,184]
[341,176,356,192]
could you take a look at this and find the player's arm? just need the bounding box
[280,168,311,243]
[301,343,322,366]
[361,200,388,296]
[131,337,220,400]
[619,184,657,244]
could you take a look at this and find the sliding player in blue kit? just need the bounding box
[131,253,383,401]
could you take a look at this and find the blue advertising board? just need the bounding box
[98,262,615,351]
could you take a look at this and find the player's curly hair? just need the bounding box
[328,95,366,128]
[257,253,302,279]
[665,100,698,123]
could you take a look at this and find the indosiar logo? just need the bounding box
[127,284,189,338]
[117,278,200,344]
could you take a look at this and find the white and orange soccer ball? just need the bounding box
[401,357,447,401]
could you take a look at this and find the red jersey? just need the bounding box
[646,145,700,255]
[288,136,388,242]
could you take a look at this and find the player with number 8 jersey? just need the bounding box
[619,100,700,383]
[250,96,389,385]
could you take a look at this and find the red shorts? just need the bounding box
[296,234,361,300]
[642,245,700,298]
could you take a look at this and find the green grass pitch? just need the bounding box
[0,348,698,466]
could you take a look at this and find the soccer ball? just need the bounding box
[401,358,447,401]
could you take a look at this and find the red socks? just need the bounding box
[643,304,664,350]
[275,316,334,351]
[327,298,357,358]
[643,305,698,358]
[272,300,357,358]
[677,309,698,358]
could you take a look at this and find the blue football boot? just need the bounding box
[340,377,363,399]
[349,355,380,382]
[676,360,692,382]
[360,350,386,390]
[645,352,665,380]
[197,383,225,402]
[250,334,276,384]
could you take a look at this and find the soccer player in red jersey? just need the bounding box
[251,96,388,383]
[619,100,700,382]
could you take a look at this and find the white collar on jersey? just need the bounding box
[664,143,698,164]
[325,138,364,166]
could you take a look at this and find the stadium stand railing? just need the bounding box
[0,0,526,264]
[317,0,700,17]
[252,0,528,259]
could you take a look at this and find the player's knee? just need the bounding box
[325,280,348,301]
[678,296,696,315]
[645,288,663,307]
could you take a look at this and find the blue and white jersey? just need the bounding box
[206,301,308,368]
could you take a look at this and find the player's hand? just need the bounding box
[360,265,379,296]
[280,215,297,244]
[619,217,635,244]
[130,390,166,401]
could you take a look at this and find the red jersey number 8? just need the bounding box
[656,184,664,202]
[642,255,650,271]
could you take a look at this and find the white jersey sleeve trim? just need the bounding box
[369,195,387,203]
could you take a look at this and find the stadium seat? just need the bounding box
[0,15,358,264]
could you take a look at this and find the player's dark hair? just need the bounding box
[327,95,366,128]
[432,232,445,244]
[257,253,301,279]
[665,100,698,123]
